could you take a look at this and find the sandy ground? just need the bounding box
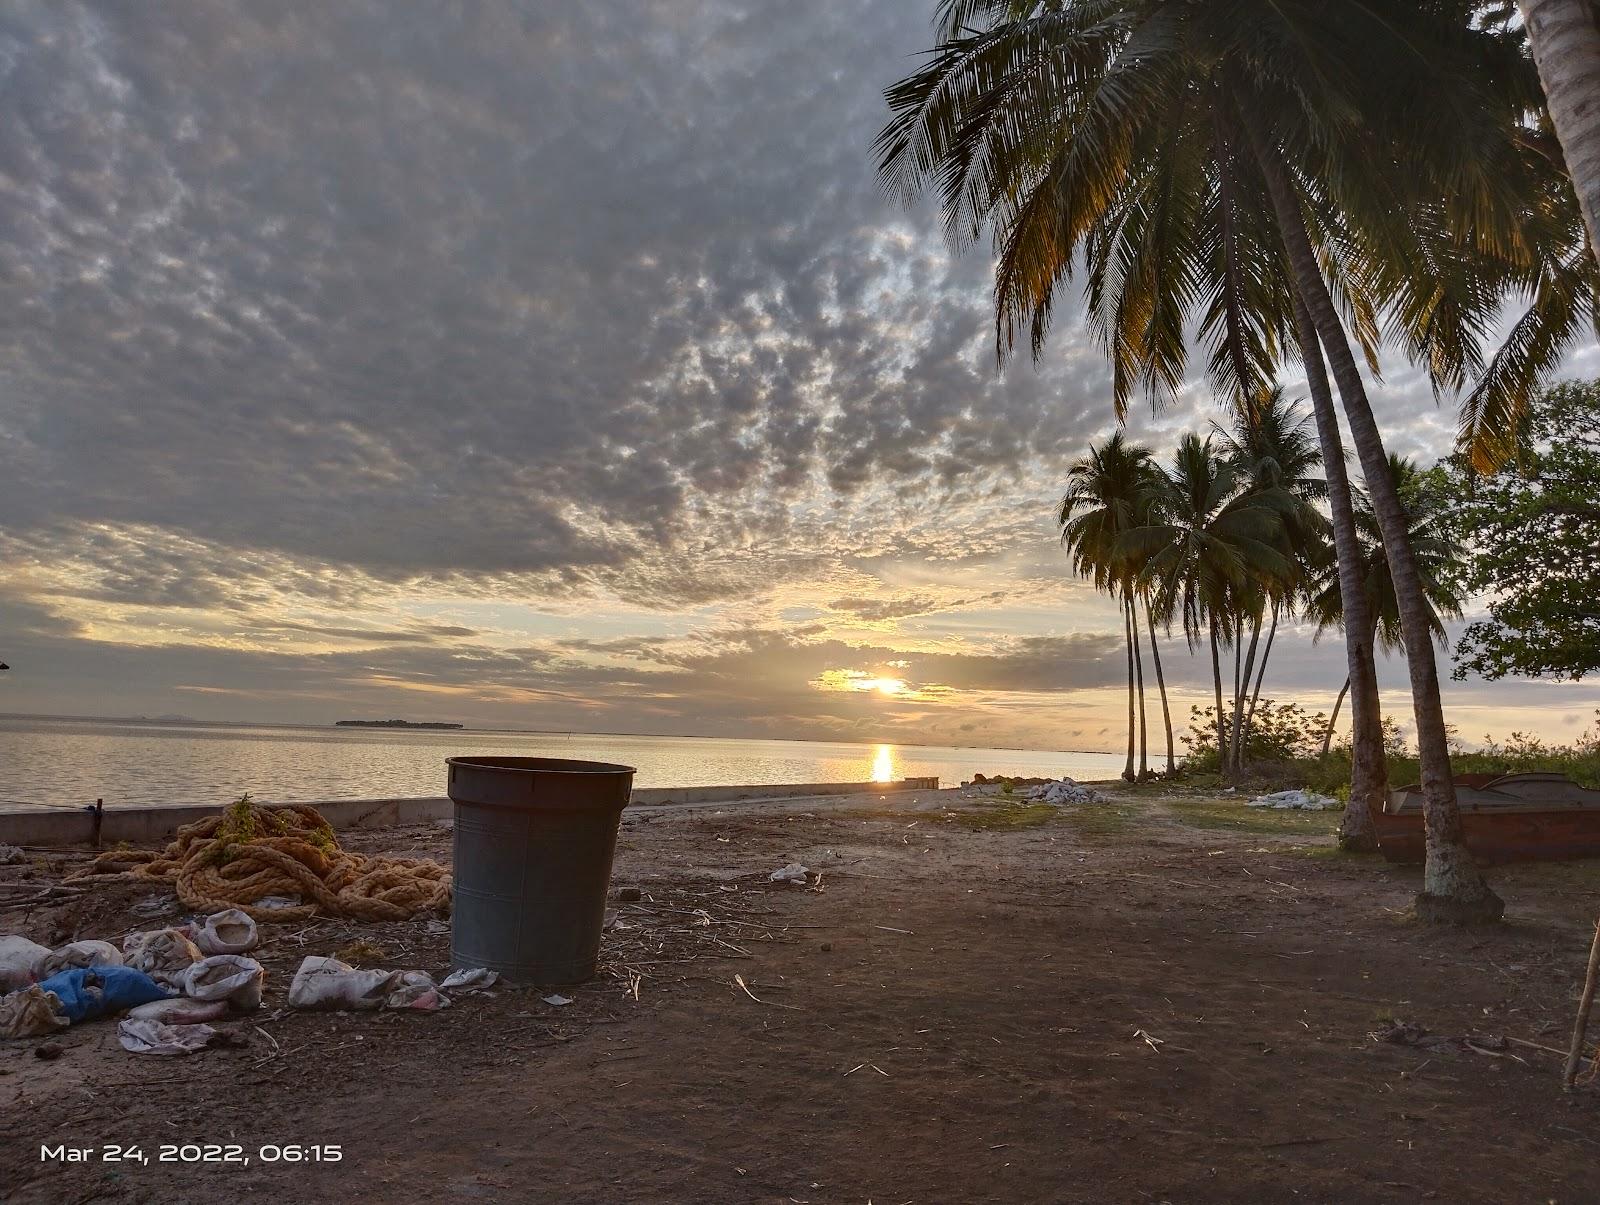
[3,783,1600,1204]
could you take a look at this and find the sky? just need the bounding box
[1,0,1598,755]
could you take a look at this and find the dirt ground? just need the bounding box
[3,783,1600,1204]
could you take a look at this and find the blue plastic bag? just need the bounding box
[35,966,170,1023]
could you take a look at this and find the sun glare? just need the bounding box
[871,744,895,782]
[857,677,907,696]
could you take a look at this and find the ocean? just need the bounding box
[0,714,1128,810]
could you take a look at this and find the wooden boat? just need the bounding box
[1372,772,1600,865]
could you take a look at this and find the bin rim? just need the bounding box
[445,754,637,776]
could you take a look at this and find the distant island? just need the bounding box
[335,719,464,729]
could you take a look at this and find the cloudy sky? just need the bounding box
[1,0,1597,754]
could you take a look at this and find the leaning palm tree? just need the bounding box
[1309,458,1467,763]
[1127,435,1292,779]
[1057,433,1157,780]
[877,0,1525,917]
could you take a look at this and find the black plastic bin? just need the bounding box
[446,755,635,985]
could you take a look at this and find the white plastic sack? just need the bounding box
[287,956,450,1011]
[287,956,394,1011]
[182,955,264,1011]
[769,863,809,884]
[127,997,230,1024]
[122,929,203,987]
[0,984,69,1039]
[35,940,123,979]
[118,1018,216,1055]
[0,935,51,993]
[191,909,258,956]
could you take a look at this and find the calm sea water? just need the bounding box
[0,715,1126,810]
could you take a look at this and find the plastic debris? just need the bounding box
[0,935,51,993]
[118,1018,217,1055]
[0,984,69,1039]
[127,997,230,1024]
[0,845,24,865]
[541,993,573,1007]
[182,955,265,1011]
[35,966,170,1023]
[1021,778,1105,805]
[35,940,123,980]
[1247,789,1340,811]
[286,956,449,1011]
[254,895,302,911]
[123,929,203,988]
[190,909,259,956]
[769,863,810,884]
[440,968,499,992]
[130,895,179,919]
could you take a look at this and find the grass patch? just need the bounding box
[1056,803,1141,842]
[1166,798,1341,838]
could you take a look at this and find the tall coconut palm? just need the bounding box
[1057,433,1157,780]
[1127,435,1293,778]
[1517,0,1600,270]
[1309,458,1467,763]
[877,0,1527,915]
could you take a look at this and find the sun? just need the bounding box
[855,677,908,696]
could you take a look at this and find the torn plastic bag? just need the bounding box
[35,966,170,1023]
[35,939,123,979]
[287,956,449,1011]
[0,935,51,993]
[440,967,498,992]
[191,909,259,956]
[122,929,203,988]
[118,1018,217,1055]
[182,955,264,1011]
[127,997,230,1024]
[0,984,69,1039]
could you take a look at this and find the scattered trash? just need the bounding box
[130,895,179,919]
[35,940,123,979]
[425,919,450,935]
[1021,778,1105,805]
[191,909,259,956]
[0,935,51,992]
[617,886,642,902]
[769,863,810,884]
[118,1018,217,1056]
[0,845,24,864]
[182,955,265,1011]
[255,896,302,912]
[286,956,449,1011]
[541,994,573,1007]
[128,997,230,1024]
[35,966,170,1024]
[1248,789,1340,811]
[122,928,203,988]
[34,1040,65,1060]
[0,984,69,1039]
[440,968,498,992]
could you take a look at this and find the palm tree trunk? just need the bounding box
[1210,619,1229,777]
[1244,599,1278,743]
[1145,597,1176,776]
[1291,294,1386,854]
[1251,131,1500,920]
[1323,676,1351,757]
[1233,609,1262,773]
[1131,594,1150,781]
[1520,0,1600,268]
[1122,593,1136,783]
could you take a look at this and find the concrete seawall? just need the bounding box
[0,777,940,847]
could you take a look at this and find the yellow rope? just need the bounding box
[66,801,451,922]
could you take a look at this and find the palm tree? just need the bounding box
[1128,435,1292,779]
[1309,458,1467,769]
[1057,434,1157,780]
[1216,390,1328,774]
[1517,0,1600,271]
[877,0,1524,916]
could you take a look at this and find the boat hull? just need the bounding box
[1373,798,1600,865]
